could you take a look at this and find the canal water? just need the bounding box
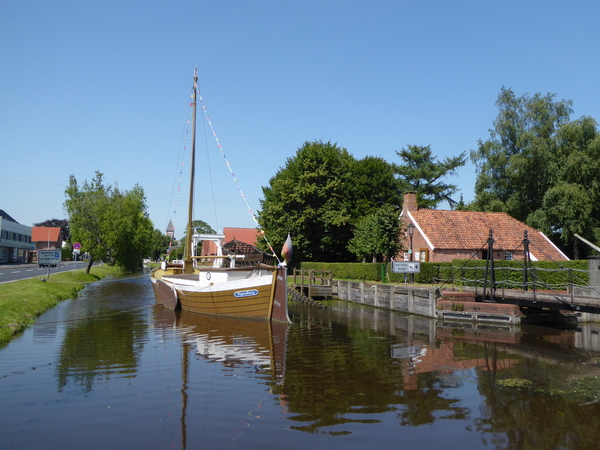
[1,272,600,449]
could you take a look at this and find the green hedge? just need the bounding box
[300,260,589,287]
[299,261,450,284]
[297,262,381,281]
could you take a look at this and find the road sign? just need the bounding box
[391,261,421,273]
[38,249,61,267]
[73,242,81,250]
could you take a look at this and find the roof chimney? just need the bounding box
[403,192,418,213]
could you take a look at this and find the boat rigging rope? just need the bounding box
[195,83,282,265]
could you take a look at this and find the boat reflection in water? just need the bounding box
[155,307,287,372]
[153,306,289,448]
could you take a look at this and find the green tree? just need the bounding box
[61,244,73,261]
[149,228,171,261]
[64,172,112,273]
[107,185,154,271]
[348,204,401,262]
[64,171,154,272]
[258,141,357,262]
[351,156,402,219]
[394,145,466,209]
[258,141,409,263]
[470,87,573,222]
[527,117,600,258]
[168,241,183,261]
[470,87,600,258]
[181,219,216,257]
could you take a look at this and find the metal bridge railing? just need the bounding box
[434,265,599,308]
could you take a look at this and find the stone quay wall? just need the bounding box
[334,280,438,319]
[333,280,522,324]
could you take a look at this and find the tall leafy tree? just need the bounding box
[259,141,356,262]
[527,117,600,258]
[149,228,172,261]
[107,184,154,271]
[351,156,402,219]
[64,171,154,272]
[259,141,404,262]
[470,87,600,258]
[348,204,401,262]
[64,172,112,273]
[470,87,573,222]
[394,145,466,209]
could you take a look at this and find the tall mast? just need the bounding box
[184,68,198,274]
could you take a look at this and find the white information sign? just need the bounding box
[38,249,61,267]
[391,261,421,273]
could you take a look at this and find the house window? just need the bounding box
[504,252,513,261]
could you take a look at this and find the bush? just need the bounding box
[299,259,588,288]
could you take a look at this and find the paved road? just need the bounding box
[0,261,91,284]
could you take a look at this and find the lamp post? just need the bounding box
[407,223,414,261]
[407,223,415,283]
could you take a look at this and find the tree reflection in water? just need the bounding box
[285,301,600,449]
[56,314,148,392]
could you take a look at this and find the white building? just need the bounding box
[0,210,35,263]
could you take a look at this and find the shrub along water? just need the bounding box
[0,265,120,342]
[300,260,588,287]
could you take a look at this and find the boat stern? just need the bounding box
[271,266,290,323]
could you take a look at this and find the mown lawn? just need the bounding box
[0,265,121,342]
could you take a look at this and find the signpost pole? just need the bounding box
[392,261,421,288]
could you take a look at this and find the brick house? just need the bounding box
[31,227,62,249]
[399,192,569,263]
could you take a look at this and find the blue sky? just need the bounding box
[2,1,599,240]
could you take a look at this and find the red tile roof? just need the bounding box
[201,228,260,256]
[31,227,61,243]
[408,209,568,261]
[223,227,259,246]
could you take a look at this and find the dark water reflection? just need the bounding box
[1,272,600,449]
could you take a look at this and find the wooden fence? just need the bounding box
[291,269,335,299]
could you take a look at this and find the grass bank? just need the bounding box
[0,265,121,342]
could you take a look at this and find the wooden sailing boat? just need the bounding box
[150,69,290,323]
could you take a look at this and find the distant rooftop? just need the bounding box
[31,227,61,243]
